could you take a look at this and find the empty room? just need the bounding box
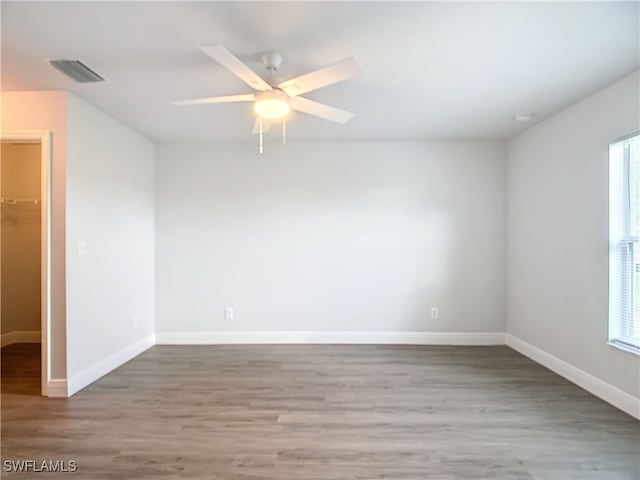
[1,1,639,479]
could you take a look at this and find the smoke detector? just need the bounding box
[513,112,534,123]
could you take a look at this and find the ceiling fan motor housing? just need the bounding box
[262,52,283,72]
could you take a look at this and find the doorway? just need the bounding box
[0,131,51,396]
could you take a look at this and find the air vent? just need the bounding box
[49,60,105,83]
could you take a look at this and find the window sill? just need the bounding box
[607,341,640,356]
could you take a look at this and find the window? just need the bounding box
[609,133,640,353]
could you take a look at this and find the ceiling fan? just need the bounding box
[172,45,361,152]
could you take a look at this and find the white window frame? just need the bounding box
[608,132,640,355]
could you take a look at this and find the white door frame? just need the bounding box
[1,130,52,396]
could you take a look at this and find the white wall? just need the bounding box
[155,141,506,338]
[507,71,640,398]
[1,91,67,378]
[65,94,155,392]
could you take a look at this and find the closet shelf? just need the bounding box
[1,197,40,205]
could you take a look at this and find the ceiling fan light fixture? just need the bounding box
[254,90,290,119]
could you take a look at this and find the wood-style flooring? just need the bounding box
[1,343,638,479]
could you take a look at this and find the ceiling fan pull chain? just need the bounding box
[282,117,286,145]
[259,116,264,154]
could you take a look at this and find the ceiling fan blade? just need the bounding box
[251,117,272,134]
[172,93,255,106]
[200,45,272,92]
[278,57,360,97]
[290,97,354,124]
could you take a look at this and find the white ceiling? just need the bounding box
[2,1,638,143]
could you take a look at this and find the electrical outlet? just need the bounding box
[225,307,234,320]
[430,307,439,319]
[132,315,139,328]
[78,241,86,257]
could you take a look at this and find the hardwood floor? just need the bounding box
[1,344,638,479]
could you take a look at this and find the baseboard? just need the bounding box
[67,334,155,396]
[505,334,640,420]
[46,378,68,398]
[1,330,41,347]
[155,331,506,345]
